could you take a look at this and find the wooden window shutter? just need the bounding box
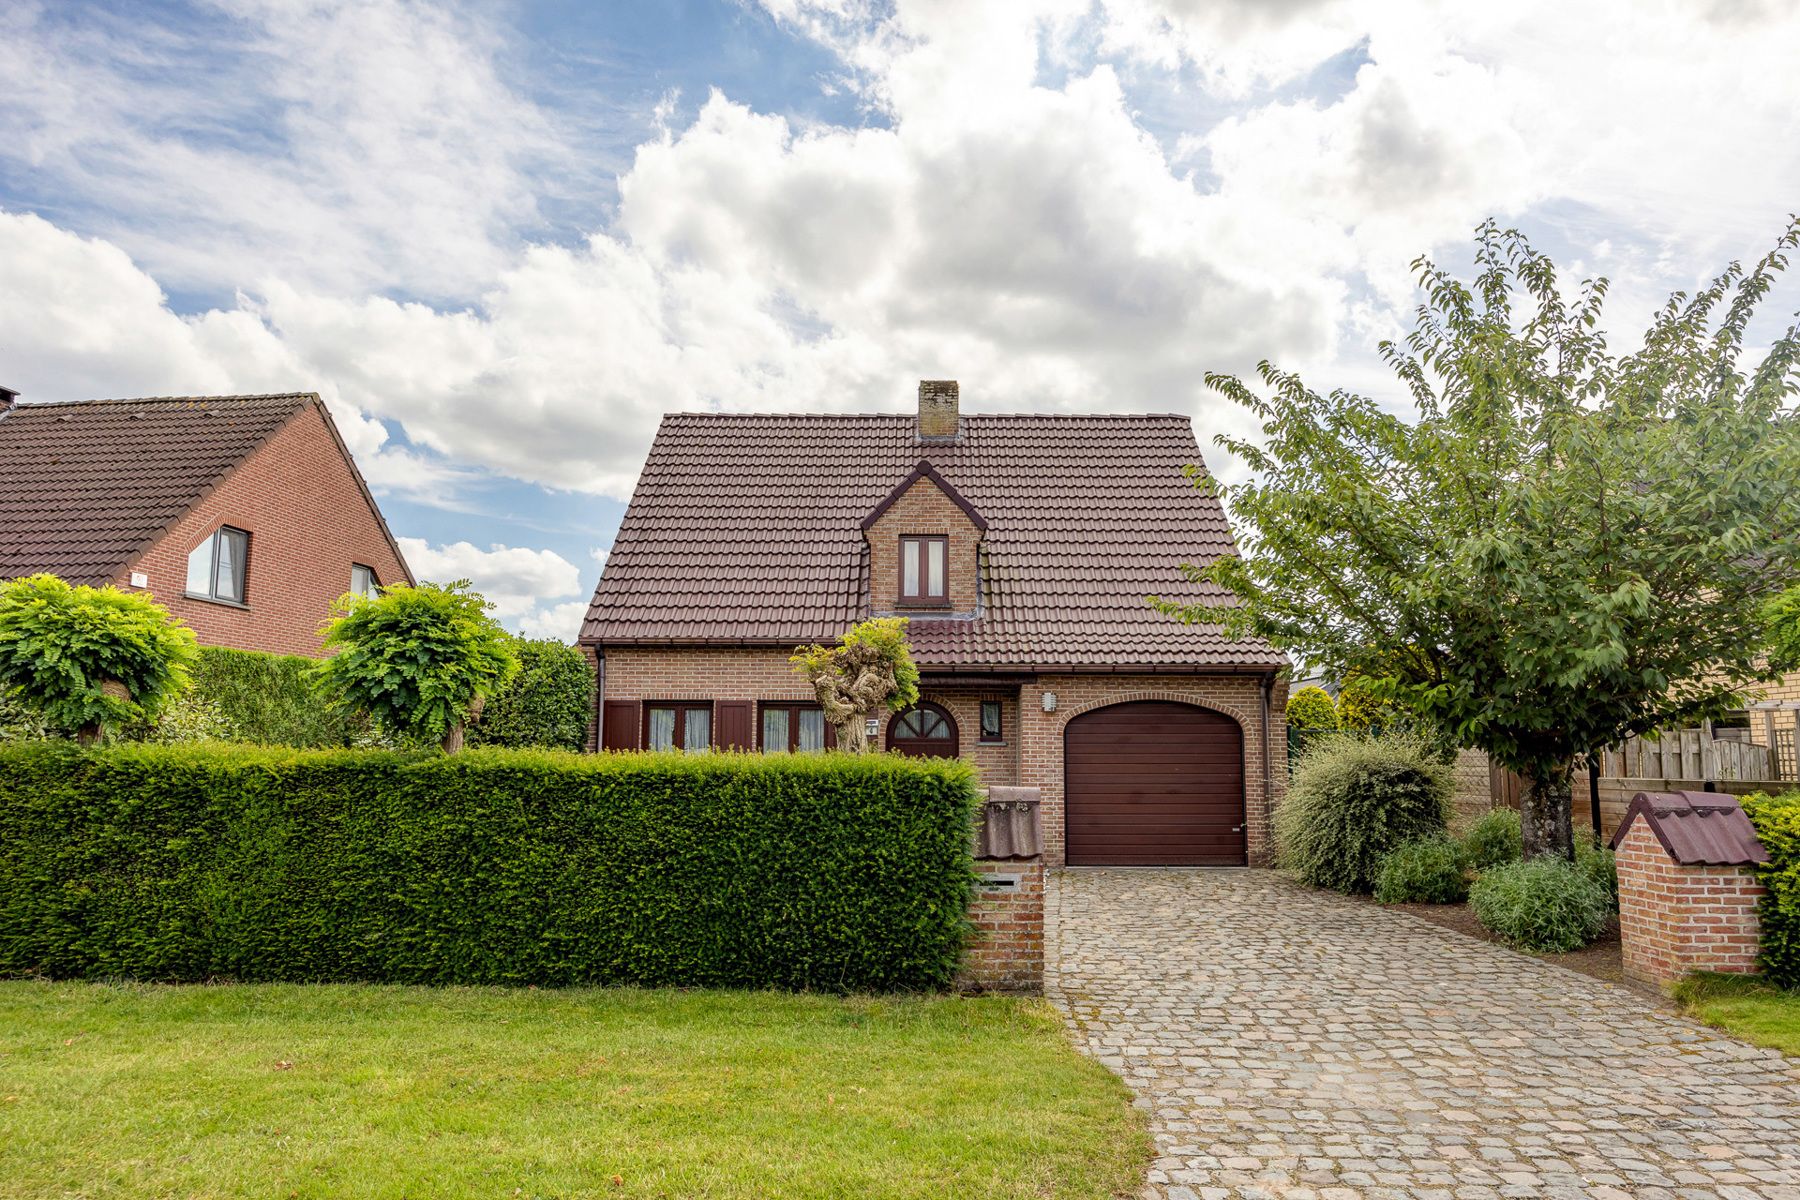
[716,701,754,751]
[601,700,641,750]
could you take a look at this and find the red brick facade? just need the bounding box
[116,403,411,657]
[959,860,1044,992]
[594,647,1283,867]
[864,475,982,615]
[1616,821,1765,986]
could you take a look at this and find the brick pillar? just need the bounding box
[1616,821,1765,986]
[958,860,1045,992]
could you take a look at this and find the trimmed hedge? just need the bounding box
[0,742,980,992]
[467,638,594,751]
[188,646,367,748]
[1744,790,1800,989]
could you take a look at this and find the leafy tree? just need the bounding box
[1285,685,1339,731]
[1334,673,1398,733]
[0,575,198,744]
[1765,585,1800,675]
[311,580,519,753]
[467,636,595,751]
[790,617,921,753]
[1164,222,1800,859]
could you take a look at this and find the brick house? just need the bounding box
[579,381,1289,867]
[0,389,412,657]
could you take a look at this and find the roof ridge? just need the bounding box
[661,410,1192,421]
[15,392,316,409]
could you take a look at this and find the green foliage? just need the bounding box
[1574,833,1618,912]
[1334,673,1397,733]
[1276,732,1454,894]
[1461,808,1524,871]
[1373,836,1468,904]
[1469,857,1612,952]
[0,741,980,992]
[1163,222,1800,858]
[1743,790,1800,989]
[184,646,369,747]
[312,581,519,752]
[124,690,238,745]
[1766,586,1800,675]
[1285,686,1338,731]
[0,690,47,742]
[0,575,198,741]
[467,637,594,751]
[791,617,922,753]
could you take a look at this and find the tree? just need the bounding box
[1334,673,1398,734]
[790,617,921,752]
[311,580,519,753]
[0,574,198,744]
[467,636,596,751]
[1765,585,1800,675]
[1285,685,1339,732]
[1163,222,1800,859]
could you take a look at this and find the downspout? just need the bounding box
[1260,671,1275,855]
[591,649,605,753]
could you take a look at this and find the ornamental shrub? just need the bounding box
[467,638,594,751]
[1461,808,1524,871]
[1373,836,1468,904]
[1469,857,1611,952]
[0,741,979,992]
[0,575,198,742]
[1285,686,1338,732]
[1742,790,1800,989]
[187,646,369,747]
[1275,732,1454,893]
[1574,833,1618,912]
[0,691,46,742]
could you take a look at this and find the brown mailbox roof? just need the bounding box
[0,393,408,587]
[581,411,1283,671]
[1610,791,1771,866]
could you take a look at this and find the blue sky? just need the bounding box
[3,0,1799,638]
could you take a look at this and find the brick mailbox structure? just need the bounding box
[1611,790,1770,987]
[960,787,1044,992]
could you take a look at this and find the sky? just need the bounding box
[3,0,1799,641]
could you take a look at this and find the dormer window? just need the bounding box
[899,534,948,605]
[185,526,249,604]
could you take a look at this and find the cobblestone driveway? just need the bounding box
[1047,869,1800,1200]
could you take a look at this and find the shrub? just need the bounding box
[0,575,197,742]
[1469,858,1611,952]
[0,690,47,742]
[1275,732,1454,893]
[186,646,370,747]
[123,691,238,745]
[1461,808,1523,871]
[312,581,519,752]
[1285,686,1338,732]
[1373,836,1468,904]
[1574,834,1618,912]
[1743,790,1800,989]
[467,638,594,751]
[0,741,979,992]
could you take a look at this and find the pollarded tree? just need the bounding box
[1163,222,1800,859]
[790,617,921,753]
[0,574,198,744]
[311,580,519,753]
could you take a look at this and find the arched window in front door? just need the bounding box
[887,701,959,758]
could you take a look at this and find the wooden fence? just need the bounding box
[1597,727,1777,783]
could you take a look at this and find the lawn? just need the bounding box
[0,981,1148,1200]
[1671,973,1800,1057]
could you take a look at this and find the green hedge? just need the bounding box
[187,646,365,747]
[467,638,594,751]
[1744,790,1800,990]
[0,743,980,992]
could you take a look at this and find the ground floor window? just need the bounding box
[646,702,712,751]
[979,699,1003,743]
[760,702,829,751]
[888,701,959,757]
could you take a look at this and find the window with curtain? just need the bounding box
[646,703,711,751]
[759,702,830,752]
[185,526,249,604]
[898,535,948,604]
[980,700,1003,743]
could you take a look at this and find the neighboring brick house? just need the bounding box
[0,389,412,657]
[579,381,1289,867]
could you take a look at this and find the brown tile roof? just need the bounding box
[581,412,1284,671]
[0,393,327,586]
[1611,791,1771,866]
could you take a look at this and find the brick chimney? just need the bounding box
[917,380,959,440]
[0,386,17,414]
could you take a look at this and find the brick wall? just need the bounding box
[959,859,1043,992]
[864,477,981,614]
[1616,820,1765,986]
[118,403,410,658]
[1018,673,1286,867]
[918,687,1019,785]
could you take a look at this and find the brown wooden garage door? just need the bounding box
[1064,701,1246,866]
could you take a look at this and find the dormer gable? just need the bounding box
[861,461,985,615]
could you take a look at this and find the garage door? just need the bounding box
[1064,701,1246,866]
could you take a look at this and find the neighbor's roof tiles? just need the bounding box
[0,393,312,586]
[581,412,1284,670]
[1611,791,1771,866]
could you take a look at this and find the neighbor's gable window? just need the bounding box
[185,526,249,604]
[899,534,948,605]
[646,702,712,752]
[350,564,381,600]
[761,702,829,752]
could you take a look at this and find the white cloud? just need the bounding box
[394,537,583,626]
[518,600,592,643]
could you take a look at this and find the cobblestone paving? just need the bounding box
[1047,868,1800,1200]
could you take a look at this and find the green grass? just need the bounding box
[1671,973,1800,1056]
[0,982,1148,1200]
